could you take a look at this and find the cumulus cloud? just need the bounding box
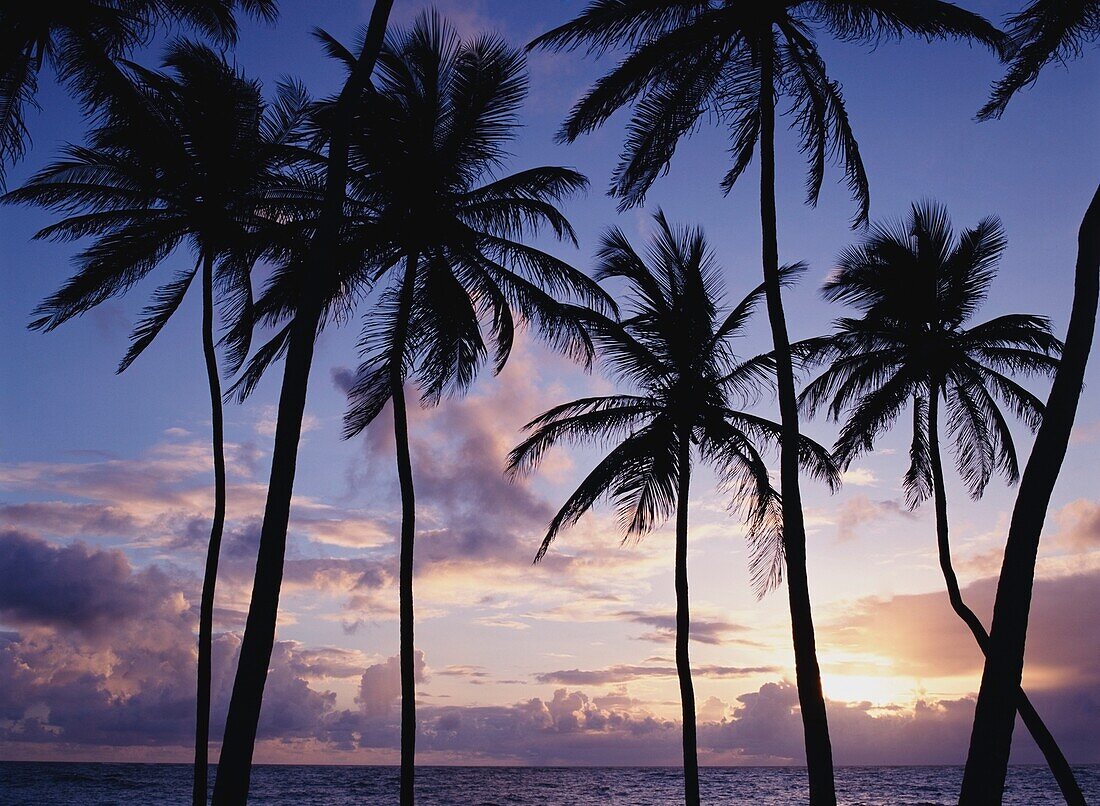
[0,530,176,636]
[356,652,428,717]
[704,681,1098,766]
[2,532,1096,765]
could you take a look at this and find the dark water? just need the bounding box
[2,762,1098,804]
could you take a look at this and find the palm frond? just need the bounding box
[979,0,1100,119]
[117,265,197,373]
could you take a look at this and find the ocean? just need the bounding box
[2,762,1098,804]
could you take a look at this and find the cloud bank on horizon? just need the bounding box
[1,346,1098,765]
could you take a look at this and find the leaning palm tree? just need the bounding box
[798,202,1083,805]
[2,42,308,806]
[0,0,277,187]
[336,14,610,804]
[964,6,1100,800]
[508,211,839,806]
[212,3,397,803]
[529,5,1003,801]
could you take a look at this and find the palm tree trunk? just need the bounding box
[392,253,418,805]
[193,251,225,806]
[758,45,836,806]
[675,427,700,806]
[926,392,1084,805]
[212,303,320,805]
[212,3,395,802]
[961,184,1100,802]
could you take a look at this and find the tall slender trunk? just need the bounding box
[758,45,836,806]
[961,184,1100,802]
[926,392,1084,805]
[212,303,320,805]
[212,3,395,801]
[675,427,700,806]
[193,251,226,806]
[392,254,418,805]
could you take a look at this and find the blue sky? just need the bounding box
[1,0,1098,767]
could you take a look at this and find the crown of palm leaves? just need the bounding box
[799,201,1062,506]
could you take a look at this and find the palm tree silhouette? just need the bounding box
[798,202,1083,805]
[211,3,397,803]
[529,5,1003,801]
[964,5,1100,800]
[2,41,307,806]
[508,211,839,806]
[0,0,276,188]
[336,14,611,804]
[979,0,1100,121]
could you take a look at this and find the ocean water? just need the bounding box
[2,763,1099,804]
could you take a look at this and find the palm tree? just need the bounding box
[529,5,1004,801]
[207,3,406,802]
[0,0,277,188]
[798,202,1084,805]
[507,211,839,806]
[2,42,308,806]
[334,14,611,804]
[963,6,1100,800]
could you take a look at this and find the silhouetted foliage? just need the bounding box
[797,201,1084,802]
[800,201,1059,500]
[964,0,1100,786]
[3,40,307,806]
[530,8,1002,800]
[211,4,396,802]
[0,0,277,188]
[980,0,1100,119]
[325,14,608,803]
[509,211,838,805]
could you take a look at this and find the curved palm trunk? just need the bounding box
[193,252,226,806]
[212,3,396,802]
[675,429,700,806]
[392,254,418,805]
[926,393,1084,805]
[961,184,1100,802]
[759,48,836,806]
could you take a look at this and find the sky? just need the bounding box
[1,0,1099,769]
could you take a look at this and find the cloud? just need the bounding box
[704,681,1098,766]
[826,568,1100,689]
[335,345,667,617]
[356,652,428,717]
[840,468,878,487]
[834,495,916,541]
[1,532,1095,765]
[1070,419,1100,445]
[535,664,779,686]
[614,611,756,646]
[254,405,319,439]
[0,502,138,538]
[1052,499,1100,552]
[330,365,356,395]
[437,665,490,679]
[0,530,177,636]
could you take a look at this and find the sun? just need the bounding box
[821,674,924,707]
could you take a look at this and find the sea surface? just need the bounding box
[2,762,1099,804]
